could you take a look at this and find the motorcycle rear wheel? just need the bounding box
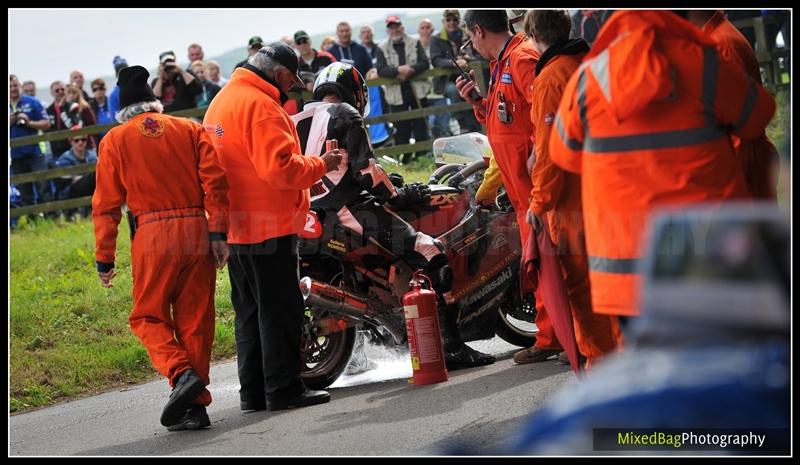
[300,318,356,390]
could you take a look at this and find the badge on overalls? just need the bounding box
[497,91,513,124]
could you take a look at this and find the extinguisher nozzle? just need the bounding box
[299,276,312,300]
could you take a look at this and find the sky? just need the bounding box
[9,8,441,95]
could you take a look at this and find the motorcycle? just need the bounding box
[297,132,538,389]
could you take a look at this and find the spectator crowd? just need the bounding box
[9,9,788,216]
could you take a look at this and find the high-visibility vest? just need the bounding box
[549,10,776,316]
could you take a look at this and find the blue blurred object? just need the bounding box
[498,203,790,455]
[366,86,390,146]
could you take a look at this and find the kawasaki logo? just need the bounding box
[430,193,460,206]
[463,267,513,306]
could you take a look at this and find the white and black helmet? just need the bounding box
[312,62,370,115]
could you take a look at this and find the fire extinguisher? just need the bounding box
[402,270,448,385]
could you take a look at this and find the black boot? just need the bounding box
[437,302,495,370]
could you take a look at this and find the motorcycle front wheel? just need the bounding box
[300,315,356,390]
[495,304,538,348]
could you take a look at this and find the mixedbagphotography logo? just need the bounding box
[594,428,790,454]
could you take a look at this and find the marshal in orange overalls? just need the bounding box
[475,32,560,351]
[529,39,621,366]
[93,111,229,406]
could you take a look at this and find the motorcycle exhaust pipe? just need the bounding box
[299,276,368,316]
[299,277,406,344]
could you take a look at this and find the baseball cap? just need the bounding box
[248,35,264,48]
[259,42,304,87]
[159,51,177,64]
[385,15,402,27]
[112,55,129,74]
[294,30,310,42]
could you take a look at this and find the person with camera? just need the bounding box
[151,51,202,112]
[10,74,52,207]
[294,62,495,369]
[64,83,98,150]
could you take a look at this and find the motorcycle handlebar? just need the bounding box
[447,159,489,188]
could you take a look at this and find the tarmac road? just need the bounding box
[10,337,574,456]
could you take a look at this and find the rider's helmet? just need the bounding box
[313,62,370,116]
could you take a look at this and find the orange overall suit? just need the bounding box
[93,112,229,406]
[703,10,780,200]
[549,11,775,317]
[529,39,621,366]
[475,32,559,351]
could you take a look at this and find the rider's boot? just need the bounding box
[425,254,495,370]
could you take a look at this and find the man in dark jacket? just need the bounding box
[329,21,373,77]
[295,30,337,91]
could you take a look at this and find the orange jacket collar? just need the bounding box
[499,32,527,63]
[229,67,281,103]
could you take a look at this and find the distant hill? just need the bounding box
[34,11,447,106]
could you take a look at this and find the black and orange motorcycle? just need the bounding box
[298,133,537,389]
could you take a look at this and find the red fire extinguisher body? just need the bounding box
[402,272,448,385]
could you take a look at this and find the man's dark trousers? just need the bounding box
[228,234,306,406]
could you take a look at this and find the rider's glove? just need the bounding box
[388,172,405,188]
[389,182,431,209]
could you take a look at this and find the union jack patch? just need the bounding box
[215,123,224,138]
[137,116,165,138]
[544,112,555,126]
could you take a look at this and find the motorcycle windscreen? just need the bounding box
[432,132,493,166]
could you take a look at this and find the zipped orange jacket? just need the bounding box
[703,10,779,200]
[203,67,327,244]
[549,10,776,316]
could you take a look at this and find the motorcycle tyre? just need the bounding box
[495,309,538,348]
[301,325,357,390]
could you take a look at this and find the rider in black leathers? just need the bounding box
[292,62,494,369]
